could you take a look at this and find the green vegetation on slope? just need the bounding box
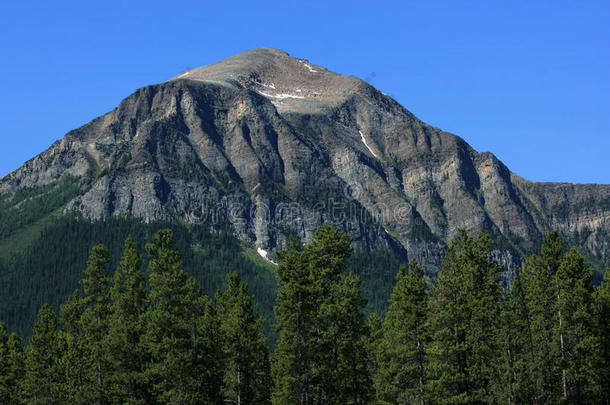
[0,213,406,343]
[0,227,609,404]
[0,175,84,259]
[0,216,277,340]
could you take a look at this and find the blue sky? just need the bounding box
[0,0,608,183]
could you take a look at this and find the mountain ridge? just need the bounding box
[1,48,609,274]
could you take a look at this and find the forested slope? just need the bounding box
[0,226,608,404]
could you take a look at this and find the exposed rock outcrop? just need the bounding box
[2,48,609,274]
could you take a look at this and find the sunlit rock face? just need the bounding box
[2,48,609,275]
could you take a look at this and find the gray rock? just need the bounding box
[2,48,609,275]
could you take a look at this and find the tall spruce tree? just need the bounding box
[141,229,223,404]
[376,260,428,405]
[542,231,570,402]
[272,226,371,405]
[6,332,25,402]
[595,268,610,404]
[22,304,62,404]
[217,271,271,405]
[332,273,373,404]
[3,331,24,403]
[78,243,113,404]
[58,289,87,402]
[425,231,503,404]
[302,225,352,404]
[0,322,24,402]
[271,236,317,405]
[104,236,148,404]
[0,323,8,398]
[555,249,597,402]
[518,231,603,403]
[0,322,11,400]
[366,312,383,404]
[494,273,537,404]
[519,237,564,403]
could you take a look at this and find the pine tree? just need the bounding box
[519,237,564,403]
[271,236,316,405]
[1,330,25,403]
[376,260,427,405]
[542,231,570,402]
[58,289,87,402]
[425,231,503,404]
[79,243,113,404]
[555,249,597,402]
[22,304,62,404]
[366,312,383,403]
[104,236,148,404]
[595,268,610,404]
[0,323,24,402]
[217,271,271,405]
[53,244,113,404]
[302,225,353,404]
[141,229,223,404]
[333,273,373,404]
[494,273,537,404]
[517,231,603,403]
[272,226,371,404]
[0,322,11,400]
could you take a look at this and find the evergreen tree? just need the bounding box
[5,331,25,403]
[366,312,383,404]
[6,332,25,403]
[0,323,24,402]
[217,271,271,405]
[519,233,565,403]
[10,220,610,404]
[425,231,503,404]
[104,236,148,404]
[494,273,537,404]
[332,272,373,404]
[58,289,87,403]
[555,249,597,402]
[0,322,11,400]
[376,260,427,405]
[302,225,353,404]
[272,226,371,404]
[542,231,569,402]
[22,304,62,404]
[79,243,113,404]
[141,229,223,404]
[271,236,316,405]
[53,244,113,404]
[518,231,603,403]
[595,268,610,404]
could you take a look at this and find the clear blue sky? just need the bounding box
[1,0,608,183]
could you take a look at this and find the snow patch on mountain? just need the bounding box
[257,248,278,266]
[359,130,378,158]
[257,91,305,100]
[299,60,318,73]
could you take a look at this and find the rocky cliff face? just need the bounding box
[2,48,609,274]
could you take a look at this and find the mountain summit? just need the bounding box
[2,48,609,273]
[169,48,362,113]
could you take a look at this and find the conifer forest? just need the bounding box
[0,225,608,404]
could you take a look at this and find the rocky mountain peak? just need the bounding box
[168,48,364,113]
[1,49,609,275]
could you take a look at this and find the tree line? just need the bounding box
[0,215,404,343]
[0,226,609,404]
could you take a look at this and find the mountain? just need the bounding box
[2,48,609,277]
